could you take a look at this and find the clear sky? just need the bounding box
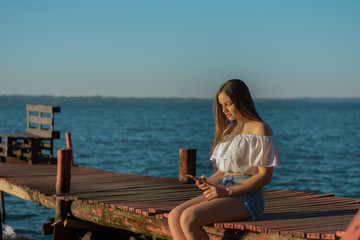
[1,0,359,99]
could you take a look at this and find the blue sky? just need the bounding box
[1,0,359,98]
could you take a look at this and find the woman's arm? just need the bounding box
[206,170,224,185]
[202,167,273,200]
[227,167,273,196]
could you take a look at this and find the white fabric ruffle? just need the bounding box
[210,134,280,174]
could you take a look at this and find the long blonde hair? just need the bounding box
[211,79,263,155]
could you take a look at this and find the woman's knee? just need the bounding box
[168,207,182,224]
[179,208,199,231]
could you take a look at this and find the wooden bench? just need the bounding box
[0,104,60,164]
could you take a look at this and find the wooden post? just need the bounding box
[0,191,4,223]
[53,148,72,240]
[179,149,196,183]
[55,148,72,221]
[65,133,74,166]
[0,191,3,240]
[0,215,2,240]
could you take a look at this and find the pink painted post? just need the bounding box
[65,132,74,166]
[55,148,72,221]
[179,149,196,183]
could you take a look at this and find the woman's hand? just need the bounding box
[195,175,210,191]
[202,184,230,201]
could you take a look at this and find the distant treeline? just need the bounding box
[0,95,359,104]
[0,95,212,104]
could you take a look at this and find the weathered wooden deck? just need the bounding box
[0,162,359,240]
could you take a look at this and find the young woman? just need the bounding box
[168,79,280,240]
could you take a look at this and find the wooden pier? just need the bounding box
[0,161,359,240]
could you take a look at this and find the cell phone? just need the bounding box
[186,175,207,183]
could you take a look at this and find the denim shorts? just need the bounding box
[220,174,264,220]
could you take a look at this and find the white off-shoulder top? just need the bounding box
[210,134,280,175]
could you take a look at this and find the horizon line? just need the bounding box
[1,94,360,99]
[1,94,360,103]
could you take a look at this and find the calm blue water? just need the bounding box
[1,99,360,239]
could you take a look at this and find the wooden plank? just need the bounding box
[0,178,56,209]
[26,115,53,125]
[233,211,355,237]
[0,133,37,138]
[1,162,359,240]
[26,128,59,139]
[26,104,60,113]
[0,143,7,157]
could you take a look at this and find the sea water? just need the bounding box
[0,99,359,240]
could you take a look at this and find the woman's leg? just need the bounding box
[179,197,251,240]
[168,195,206,240]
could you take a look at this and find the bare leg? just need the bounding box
[179,197,251,240]
[168,195,206,240]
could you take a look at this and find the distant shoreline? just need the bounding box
[0,95,359,104]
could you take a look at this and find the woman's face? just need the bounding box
[218,92,241,122]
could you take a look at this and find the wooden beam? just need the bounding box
[26,128,60,139]
[0,191,3,240]
[53,148,73,240]
[70,200,173,239]
[65,133,75,166]
[55,148,72,221]
[56,148,72,195]
[26,104,60,113]
[70,200,306,240]
[41,220,54,235]
[0,180,56,209]
[26,115,53,125]
[64,218,116,231]
[0,191,4,223]
[0,209,2,240]
[179,149,196,183]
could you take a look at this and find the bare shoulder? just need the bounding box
[245,121,273,136]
